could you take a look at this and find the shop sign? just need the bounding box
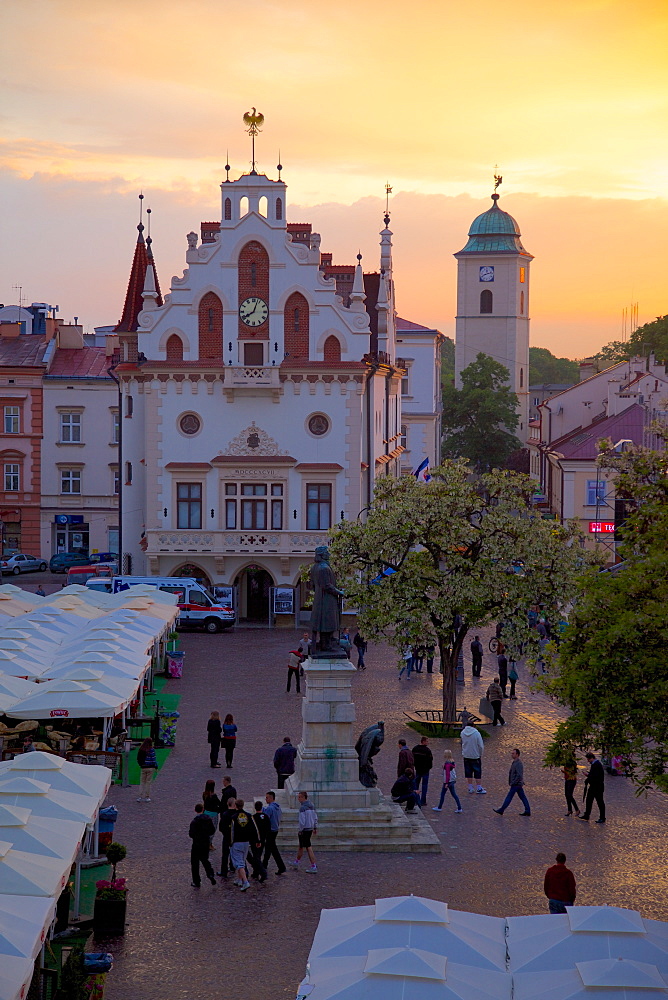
[50,709,69,717]
[588,521,615,534]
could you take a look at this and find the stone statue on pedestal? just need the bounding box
[355,720,385,787]
[309,545,346,657]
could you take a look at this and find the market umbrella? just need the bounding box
[0,839,70,896]
[0,895,57,1000]
[47,656,147,681]
[0,647,45,678]
[7,679,127,719]
[53,668,139,701]
[0,803,83,862]
[0,692,20,715]
[0,752,111,800]
[0,776,101,823]
[513,959,668,1000]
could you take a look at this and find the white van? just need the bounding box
[101,576,235,633]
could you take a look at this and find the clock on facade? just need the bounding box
[239,296,268,327]
[479,266,494,282]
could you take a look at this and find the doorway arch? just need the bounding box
[172,563,212,590]
[234,565,274,621]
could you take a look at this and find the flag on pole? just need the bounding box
[370,566,398,585]
[413,457,431,483]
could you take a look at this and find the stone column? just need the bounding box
[284,656,380,809]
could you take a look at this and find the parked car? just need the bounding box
[0,553,48,575]
[49,552,90,574]
[66,564,116,587]
[89,552,118,564]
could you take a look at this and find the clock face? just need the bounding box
[239,296,268,327]
[479,266,494,282]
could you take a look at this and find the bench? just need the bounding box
[403,708,490,734]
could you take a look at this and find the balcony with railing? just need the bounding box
[146,529,330,555]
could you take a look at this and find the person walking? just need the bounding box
[262,791,287,875]
[493,748,531,816]
[287,647,304,693]
[202,779,220,849]
[136,738,158,802]
[460,722,486,794]
[425,643,436,674]
[207,710,222,768]
[217,795,237,878]
[301,632,312,656]
[353,631,367,670]
[229,799,255,891]
[486,677,506,727]
[412,736,433,806]
[411,646,425,673]
[221,714,237,768]
[391,768,420,812]
[189,804,216,888]
[544,852,577,913]
[220,775,236,810]
[290,791,318,872]
[497,652,509,697]
[508,661,519,700]
[273,736,297,789]
[398,647,413,679]
[562,755,580,816]
[470,636,483,677]
[432,750,463,812]
[397,739,414,777]
[578,752,606,823]
[250,802,269,882]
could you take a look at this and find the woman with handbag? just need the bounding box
[432,750,463,813]
[508,661,519,700]
[222,713,238,768]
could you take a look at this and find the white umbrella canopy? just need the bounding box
[0,647,47,679]
[0,839,70,897]
[0,752,111,800]
[508,908,668,974]
[7,678,127,719]
[46,657,147,681]
[0,893,56,958]
[0,803,83,862]
[51,668,139,701]
[0,691,20,714]
[513,959,668,1000]
[0,776,101,824]
[0,675,34,699]
[21,611,81,636]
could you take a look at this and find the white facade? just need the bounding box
[395,319,444,474]
[454,194,532,441]
[40,331,119,559]
[115,168,413,620]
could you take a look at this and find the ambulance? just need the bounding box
[86,576,235,633]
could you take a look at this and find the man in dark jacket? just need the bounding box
[470,636,483,677]
[397,739,414,777]
[412,736,433,806]
[220,775,237,810]
[391,769,419,812]
[273,737,297,789]
[497,652,509,697]
[249,801,269,882]
[544,852,577,913]
[217,798,238,877]
[578,752,606,823]
[189,804,216,887]
[353,631,367,669]
[493,748,531,816]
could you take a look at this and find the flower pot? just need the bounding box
[93,894,127,935]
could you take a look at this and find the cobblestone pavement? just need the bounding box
[101,626,668,1000]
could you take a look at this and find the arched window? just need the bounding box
[520,368,524,388]
[239,196,249,217]
[224,198,232,221]
[275,197,283,221]
[480,289,493,314]
[258,196,268,218]
[198,292,223,359]
[520,290,525,315]
[323,334,341,362]
[284,292,309,359]
[251,262,257,287]
[165,334,183,362]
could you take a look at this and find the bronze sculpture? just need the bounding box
[355,721,385,787]
[309,545,345,656]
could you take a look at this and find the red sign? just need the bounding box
[50,708,69,717]
[588,521,615,534]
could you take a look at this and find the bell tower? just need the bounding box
[454,188,533,441]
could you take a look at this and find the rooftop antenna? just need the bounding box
[224,150,231,183]
[277,150,282,180]
[12,285,23,312]
[384,182,392,226]
[242,107,264,175]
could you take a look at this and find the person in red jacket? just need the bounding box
[544,852,577,913]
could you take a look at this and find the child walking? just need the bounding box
[432,750,462,813]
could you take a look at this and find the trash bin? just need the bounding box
[157,710,180,747]
[166,651,184,678]
[98,806,118,851]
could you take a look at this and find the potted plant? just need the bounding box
[93,842,128,934]
[166,631,179,653]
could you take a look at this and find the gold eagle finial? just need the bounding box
[243,108,265,134]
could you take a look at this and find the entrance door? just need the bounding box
[235,567,272,621]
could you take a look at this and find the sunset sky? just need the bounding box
[1,0,667,357]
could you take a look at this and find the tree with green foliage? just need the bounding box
[541,432,668,792]
[592,340,631,365]
[529,347,579,385]
[442,353,521,471]
[330,462,583,722]
[593,315,668,368]
[440,336,455,388]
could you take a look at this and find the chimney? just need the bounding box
[56,324,85,349]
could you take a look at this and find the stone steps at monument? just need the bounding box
[270,805,441,853]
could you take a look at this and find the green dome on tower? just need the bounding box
[458,194,528,254]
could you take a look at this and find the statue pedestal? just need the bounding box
[272,656,440,853]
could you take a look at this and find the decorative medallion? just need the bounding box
[308,414,329,436]
[179,413,201,435]
[224,421,281,456]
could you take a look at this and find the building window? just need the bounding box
[271,483,283,529]
[60,469,81,494]
[240,483,267,529]
[177,482,202,529]
[520,368,524,388]
[275,197,283,221]
[520,290,525,315]
[126,395,133,418]
[480,289,493,314]
[306,483,331,530]
[111,410,119,444]
[4,463,19,491]
[401,371,410,396]
[3,406,19,434]
[251,262,257,287]
[166,334,184,362]
[224,197,232,221]
[244,342,264,366]
[208,308,214,332]
[323,335,341,362]
[125,461,132,485]
[294,308,300,332]
[400,424,407,449]
[60,412,81,443]
[533,396,540,407]
[225,499,237,529]
[112,465,120,495]
[520,266,526,283]
[586,479,607,506]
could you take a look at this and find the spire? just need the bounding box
[376,268,389,350]
[114,195,162,332]
[349,251,367,313]
[380,217,393,275]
